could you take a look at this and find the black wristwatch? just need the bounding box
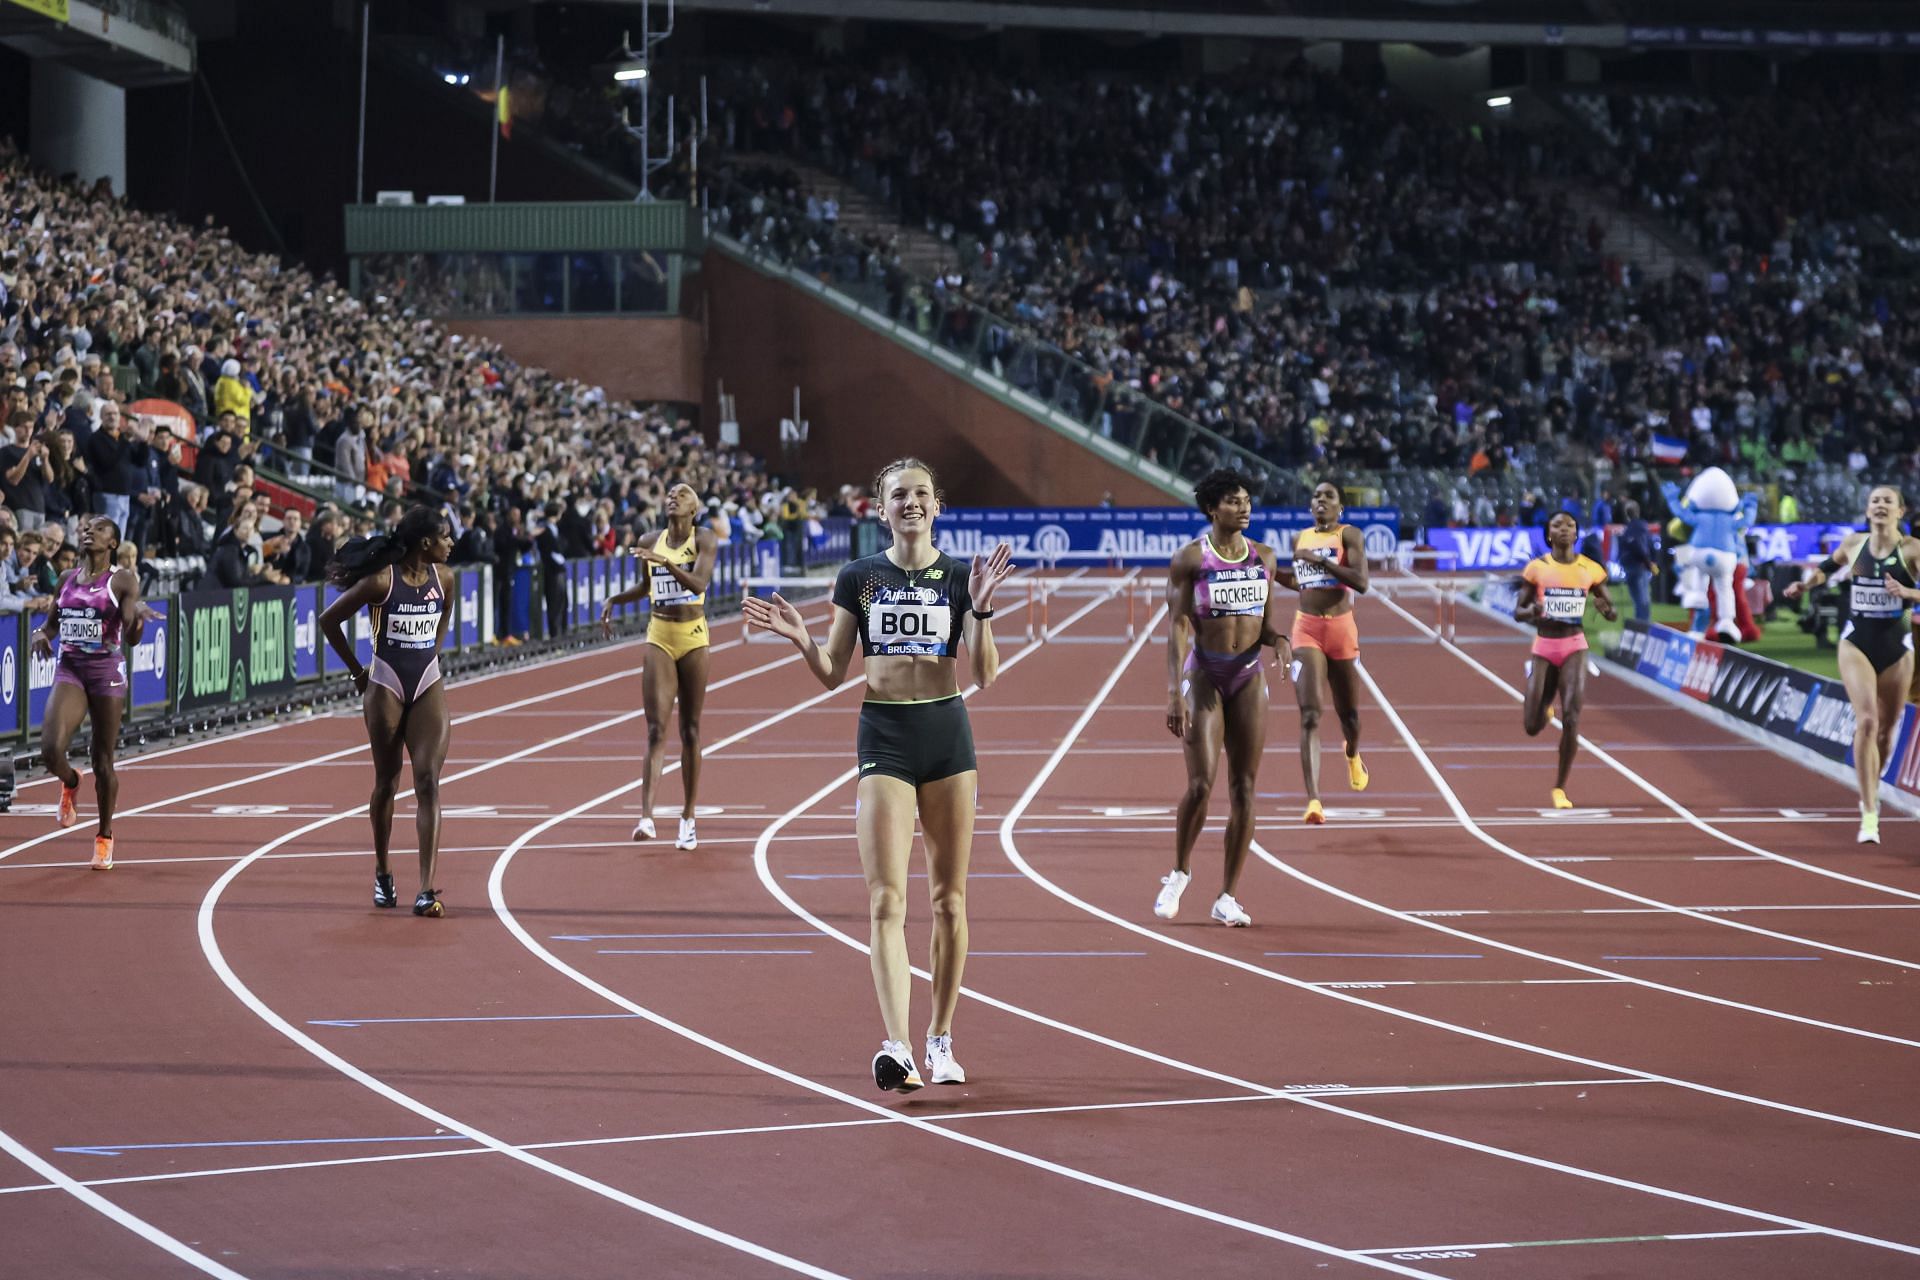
[972,607,996,620]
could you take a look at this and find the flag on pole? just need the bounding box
[1649,433,1687,464]
[496,85,511,139]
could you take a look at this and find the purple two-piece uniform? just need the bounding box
[1184,536,1270,698]
[53,568,128,698]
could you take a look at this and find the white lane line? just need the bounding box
[195,648,852,1279]
[7,634,658,792]
[1340,660,1920,1037]
[1,610,837,864]
[1354,1226,1821,1255]
[0,1127,250,1278]
[974,608,1920,1255]
[1379,591,1920,904]
[486,591,1450,1279]
[1407,905,1920,917]
[0,633,822,1273]
[198,660,852,1280]
[0,1079,1630,1199]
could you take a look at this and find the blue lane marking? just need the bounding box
[58,1135,473,1157]
[1266,952,1484,959]
[552,932,818,941]
[597,948,812,955]
[968,951,1146,957]
[1604,955,1822,962]
[310,1013,645,1028]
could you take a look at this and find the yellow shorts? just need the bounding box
[645,614,709,662]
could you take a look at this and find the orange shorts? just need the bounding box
[1290,610,1359,661]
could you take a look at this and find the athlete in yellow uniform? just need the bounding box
[601,483,719,850]
[1513,512,1615,809]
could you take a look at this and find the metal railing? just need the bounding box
[707,177,1308,505]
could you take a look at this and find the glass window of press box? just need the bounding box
[354,253,680,315]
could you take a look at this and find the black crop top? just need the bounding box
[832,551,974,659]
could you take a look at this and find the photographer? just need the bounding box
[0,416,53,532]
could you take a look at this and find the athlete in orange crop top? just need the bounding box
[1279,480,1369,825]
[1513,511,1615,809]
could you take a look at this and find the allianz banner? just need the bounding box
[935,507,1399,565]
[178,586,300,710]
[0,615,20,740]
[129,599,170,711]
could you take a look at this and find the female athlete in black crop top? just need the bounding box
[1785,484,1920,844]
[320,506,456,915]
[744,457,1013,1095]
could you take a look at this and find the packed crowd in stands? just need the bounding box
[0,137,836,627]
[1584,78,1920,276]
[689,53,1920,511]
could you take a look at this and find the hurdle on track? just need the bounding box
[741,546,1491,647]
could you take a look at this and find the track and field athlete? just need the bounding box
[35,516,156,869]
[601,482,718,851]
[743,457,1013,1094]
[1155,469,1284,928]
[1783,485,1920,843]
[1286,480,1370,823]
[1513,512,1616,810]
[319,505,456,915]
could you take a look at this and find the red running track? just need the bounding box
[2,583,1918,1279]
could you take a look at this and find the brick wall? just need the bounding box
[700,251,1170,506]
[443,316,703,405]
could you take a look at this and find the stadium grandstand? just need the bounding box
[3,1,1919,1276]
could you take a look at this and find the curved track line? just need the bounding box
[0,1124,252,1279]
[0,636,810,1277]
[1344,659,1920,1032]
[1376,589,1920,904]
[2,611,836,867]
[484,591,1451,1280]
[984,605,1920,1147]
[9,630,667,794]
[193,650,855,1279]
[755,603,1920,1257]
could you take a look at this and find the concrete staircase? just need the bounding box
[1542,176,1712,283]
[730,152,958,278]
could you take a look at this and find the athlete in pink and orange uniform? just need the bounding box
[1156,469,1285,927]
[1514,511,1616,809]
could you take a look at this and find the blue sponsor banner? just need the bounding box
[1425,527,1548,572]
[0,615,20,740]
[935,507,1398,566]
[129,599,170,710]
[293,586,322,680]
[27,610,53,730]
[572,560,592,627]
[323,586,375,670]
[1746,523,1857,564]
[455,568,483,651]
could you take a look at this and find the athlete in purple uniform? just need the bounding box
[34,516,157,870]
[319,506,456,916]
[1156,469,1286,927]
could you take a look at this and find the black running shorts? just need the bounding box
[856,695,978,787]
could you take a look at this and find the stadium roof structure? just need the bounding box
[0,0,194,87]
[567,0,1920,48]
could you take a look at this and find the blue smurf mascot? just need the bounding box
[1662,467,1758,643]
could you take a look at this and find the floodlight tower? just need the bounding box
[613,0,675,201]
